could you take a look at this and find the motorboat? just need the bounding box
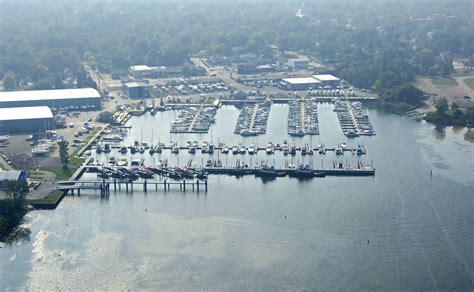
[108,156,116,165]
[222,146,229,154]
[265,142,274,154]
[248,144,256,155]
[131,158,143,167]
[239,145,246,154]
[172,145,180,154]
[255,164,278,178]
[117,157,128,167]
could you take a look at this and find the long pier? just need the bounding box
[56,178,208,196]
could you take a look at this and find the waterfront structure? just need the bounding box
[0,106,54,134]
[280,77,321,90]
[0,88,101,109]
[313,74,341,87]
[123,82,150,99]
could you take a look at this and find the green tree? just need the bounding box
[434,97,449,115]
[3,180,28,202]
[3,72,17,91]
[58,140,69,169]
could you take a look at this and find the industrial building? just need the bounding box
[232,63,257,74]
[288,58,309,70]
[128,65,153,78]
[0,106,54,134]
[0,170,28,190]
[124,82,150,99]
[313,74,341,87]
[280,77,321,90]
[0,88,101,109]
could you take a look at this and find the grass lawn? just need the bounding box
[27,190,64,205]
[463,77,474,90]
[453,100,474,110]
[70,127,102,157]
[431,77,459,86]
[37,167,75,180]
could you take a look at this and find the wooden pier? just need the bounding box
[56,178,208,196]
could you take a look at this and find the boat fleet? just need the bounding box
[91,140,367,157]
[234,100,272,136]
[287,100,319,137]
[31,139,57,156]
[92,159,208,181]
[334,100,375,137]
[170,106,217,133]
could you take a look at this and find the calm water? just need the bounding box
[1,104,473,290]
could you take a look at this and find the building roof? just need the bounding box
[124,82,149,88]
[313,74,340,81]
[0,106,53,122]
[129,65,152,71]
[0,88,100,103]
[0,170,22,181]
[282,77,320,85]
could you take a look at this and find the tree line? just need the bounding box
[1,0,473,109]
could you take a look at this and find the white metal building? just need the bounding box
[280,77,321,90]
[0,106,54,134]
[0,88,101,109]
[313,74,341,87]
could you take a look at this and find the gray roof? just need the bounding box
[0,88,100,103]
[124,82,149,88]
[0,170,21,181]
[0,106,53,121]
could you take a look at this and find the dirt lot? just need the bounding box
[417,75,474,111]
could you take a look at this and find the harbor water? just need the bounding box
[1,104,473,290]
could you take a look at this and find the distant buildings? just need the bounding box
[123,82,150,99]
[0,88,101,109]
[313,74,341,87]
[0,106,53,134]
[128,65,153,78]
[280,77,320,90]
[128,65,206,79]
[288,58,309,70]
[233,63,257,74]
[232,63,277,75]
[0,170,28,190]
[280,74,341,90]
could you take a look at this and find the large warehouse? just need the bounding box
[280,77,321,90]
[0,88,102,109]
[124,82,150,99]
[0,106,54,134]
[313,74,341,87]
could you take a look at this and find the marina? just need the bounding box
[287,100,319,136]
[170,105,217,133]
[83,158,374,183]
[334,100,376,137]
[90,141,367,156]
[73,104,375,185]
[234,100,272,136]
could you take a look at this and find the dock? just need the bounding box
[56,178,208,196]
